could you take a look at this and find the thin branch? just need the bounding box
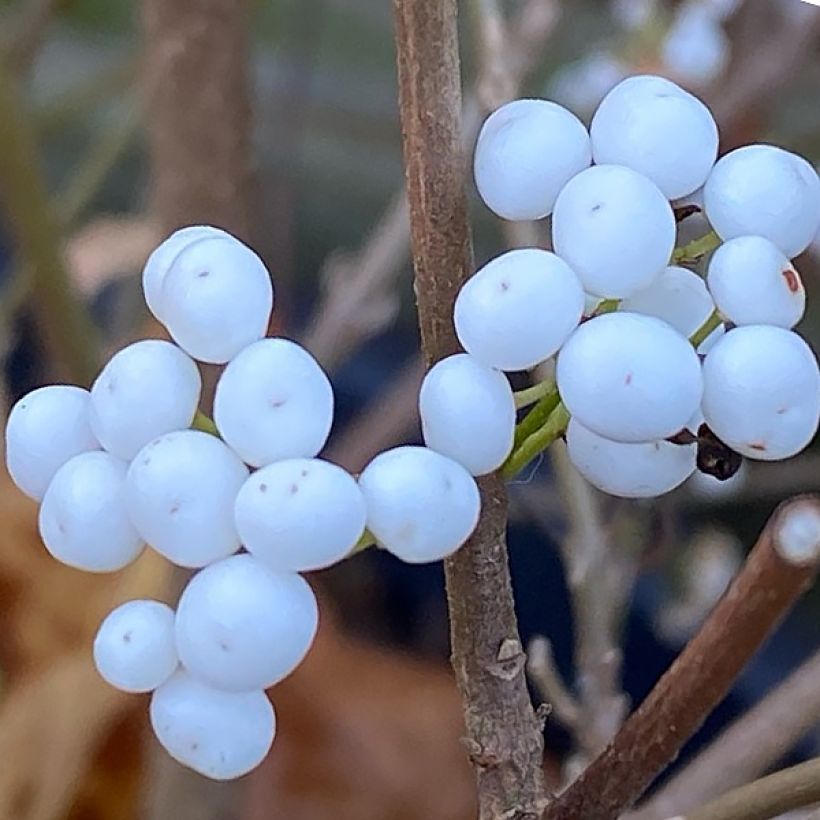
[543,495,820,820]
[551,441,636,761]
[0,60,100,384]
[682,757,820,820]
[392,1,547,818]
[527,636,581,731]
[633,648,820,820]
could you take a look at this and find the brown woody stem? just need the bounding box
[543,495,820,820]
[392,0,547,816]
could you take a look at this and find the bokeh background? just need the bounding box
[0,0,819,818]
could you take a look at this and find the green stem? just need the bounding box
[673,229,721,264]
[503,402,571,479]
[514,379,556,410]
[594,298,620,315]
[191,410,219,436]
[690,308,722,349]
[514,381,560,447]
[350,528,377,554]
[0,62,100,384]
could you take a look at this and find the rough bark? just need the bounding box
[392,1,547,817]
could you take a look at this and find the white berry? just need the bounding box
[126,430,249,568]
[591,75,718,199]
[566,418,697,498]
[707,235,805,329]
[358,446,480,563]
[150,670,275,780]
[93,600,178,693]
[234,458,366,572]
[473,99,591,220]
[89,340,201,460]
[214,338,333,467]
[557,312,703,442]
[175,554,318,691]
[142,226,229,322]
[160,234,274,364]
[621,265,724,352]
[704,144,820,258]
[552,165,676,298]
[702,326,820,461]
[419,353,515,475]
[38,451,144,572]
[454,249,584,372]
[6,385,99,500]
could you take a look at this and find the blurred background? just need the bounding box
[0,0,819,818]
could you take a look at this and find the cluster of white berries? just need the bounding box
[4,227,484,779]
[463,73,820,499]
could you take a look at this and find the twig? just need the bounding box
[550,441,636,761]
[392,1,547,817]
[681,757,820,820]
[527,636,581,731]
[633,648,820,820]
[543,495,820,820]
[0,60,100,384]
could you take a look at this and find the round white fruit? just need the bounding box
[358,446,481,563]
[126,430,249,568]
[150,670,275,780]
[473,99,591,220]
[566,418,697,498]
[702,326,820,460]
[89,340,201,460]
[552,165,676,298]
[175,554,319,691]
[621,265,724,352]
[38,451,144,572]
[160,235,274,364]
[142,226,229,322]
[557,312,703,443]
[93,600,178,693]
[454,248,584,372]
[214,338,333,467]
[6,385,100,500]
[704,144,820,258]
[591,75,718,199]
[707,235,805,329]
[234,458,366,572]
[419,353,515,475]
[661,2,730,86]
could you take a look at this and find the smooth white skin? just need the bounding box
[591,75,719,199]
[5,385,100,500]
[552,165,676,298]
[38,451,144,572]
[661,2,729,86]
[707,235,805,329]
[566,418,697,499]
[473,99,592,220]
[93,600,178,693]
[89,340,202,460]
[621,265,724,352]
[234,458,366,572]
[556,312,703,443]
[150,670,275,780]
[126,431,249,568]
[143,226,230,321]
[175,554,319,691]
[453,248,584,371]
[702,326,820,461]
[419,353,515,476]
[160,236,274,364]
[358,446,481,564]
[213,338,334,468]
[704,144,820,258]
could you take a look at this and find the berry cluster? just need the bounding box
[463,73,820,498]
[4,226,483,779]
